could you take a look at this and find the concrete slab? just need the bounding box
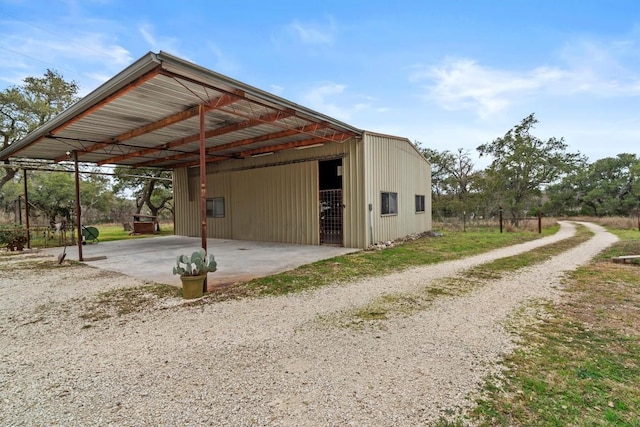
[41,236,360,288]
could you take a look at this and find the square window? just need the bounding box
[381,192,398,215]
[206,197,225,218]
[415,195,425,213]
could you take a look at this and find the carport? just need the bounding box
[0,51,361,291]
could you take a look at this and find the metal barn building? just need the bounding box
[0,51,431,250]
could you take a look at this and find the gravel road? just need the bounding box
[0,222,617,426]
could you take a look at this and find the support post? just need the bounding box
[499,206,503,233]
[73,150,84,262]
[538,211,542,234]
[199,105,207,293]
[17,195,22,225]
[23,169,31,249]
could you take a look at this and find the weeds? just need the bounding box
[215,225,559,301]
[79,284,182,323]
[466,229,640,426]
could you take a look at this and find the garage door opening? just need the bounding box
[319,159,343,246]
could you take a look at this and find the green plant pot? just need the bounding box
[180,274,206,299]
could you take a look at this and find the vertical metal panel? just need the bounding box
[342,138,367,248]
[206,172,232,238]
[174,167,197,236]
[230,162,319,244]
[174,138,371,247]
[363,132,432,244]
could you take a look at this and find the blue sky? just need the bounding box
[1,0,639,166]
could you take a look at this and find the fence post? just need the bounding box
[499,206,503,233]
[538,211,542,234]
[463,211,466,232]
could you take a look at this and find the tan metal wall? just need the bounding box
[363,132,432,244]
[173,138,367,247]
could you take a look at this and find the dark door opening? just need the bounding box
[319,159,343,245]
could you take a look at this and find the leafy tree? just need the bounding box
[478,113,585,222]
[112,167,173,224]
[547,153,640,216]
[422,147,478,218]
[0,70,79,190]
[1,168,113,226]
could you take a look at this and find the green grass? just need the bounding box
[464,229,640,426]
[88,223,175,243]
[210,225,559,300]
[25,222,175,248]
[335,224,591,328]
[465,223,594,280]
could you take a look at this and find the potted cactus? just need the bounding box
[172,249,217,299]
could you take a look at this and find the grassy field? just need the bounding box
[205,224,559,301]
[442,224,640,426]
[25,222,175,248]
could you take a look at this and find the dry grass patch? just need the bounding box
[78,284,182,324]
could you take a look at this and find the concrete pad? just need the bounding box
[41,236,359,288]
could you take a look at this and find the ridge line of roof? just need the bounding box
[0,51,364,162]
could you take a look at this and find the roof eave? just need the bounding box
[0,52,162,161]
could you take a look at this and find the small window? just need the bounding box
[206,197,225,218]
[381,192,398,215]
[415,195,425,213]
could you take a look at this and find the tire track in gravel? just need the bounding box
[0,222,618,426]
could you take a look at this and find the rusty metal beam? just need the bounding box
[73,150,83,262]
[96,108,292,167]
[58,90,243,163]
[179,133,354,168]
[10,68,162,162]
[198,105,208,293]
[136,121,331,168]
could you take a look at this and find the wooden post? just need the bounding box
[499,206,503,233]
[199,105,207,293]
[23,169,31,249]
[73,150,83,262]
[538,211,542,234]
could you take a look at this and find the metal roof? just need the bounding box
[0,51,362,169]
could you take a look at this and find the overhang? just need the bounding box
[0,51,362,168]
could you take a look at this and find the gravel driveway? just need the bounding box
[0,222,617,426]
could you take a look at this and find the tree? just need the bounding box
[0,70,79,191]
[547,153,640,216]
[422,147,478,218]
[113,167,173,224]
[0,167,111,226]
[478,113,585,221]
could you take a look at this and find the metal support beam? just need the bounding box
[199,105,207,293]
[23,169,31,249]
[73,150,83,261]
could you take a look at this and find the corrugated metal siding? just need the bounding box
[343,139,367,248]
[173,138,368,247]
[174,167,196,236]
[230,162,318,244]
[363,132,432,244]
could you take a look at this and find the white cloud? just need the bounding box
[270,84,284,96]
[301,82,378,121]
[412,58,567,118]
[138,24,157,48]
[136,23,184,57]
[415,33,640,118]
[285,18,336,45]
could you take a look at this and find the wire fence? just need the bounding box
[27,226,77,248]
[435,209,548,233]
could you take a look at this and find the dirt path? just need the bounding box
[0,222,618,426]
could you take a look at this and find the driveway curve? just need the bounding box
[0,222,618,426]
